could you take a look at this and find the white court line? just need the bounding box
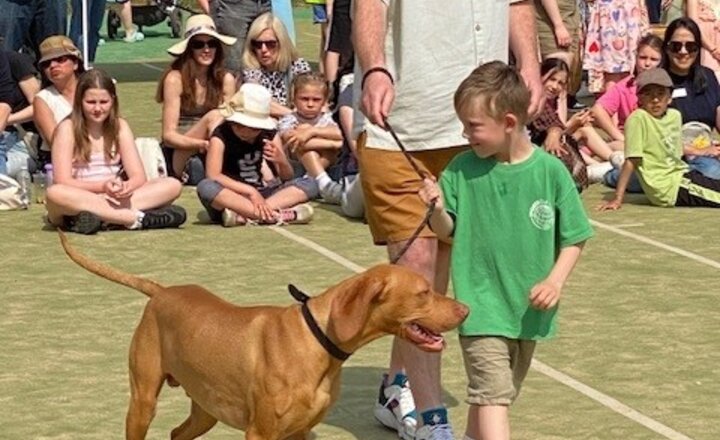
[591,219,720,269]
[141,62,164,72]
[611,223,645,229]
[270,226,694,440]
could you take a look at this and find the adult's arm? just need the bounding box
[197,0,210,14]
[510,0,544,118]
[540,0,571,48]
[0,51,14,133]
[8,76,41,125]
[161,71,211,150]
[33,96,59,145]
[353,0,391,127]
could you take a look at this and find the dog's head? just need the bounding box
[327,264,468,352]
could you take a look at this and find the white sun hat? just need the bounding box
[218,83,277,130]
[167,14,237,56]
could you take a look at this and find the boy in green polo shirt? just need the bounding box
[600,67,720,210]
[419,61,593,440]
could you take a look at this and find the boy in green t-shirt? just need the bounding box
[600,67,720,210]
[419,61,593,440]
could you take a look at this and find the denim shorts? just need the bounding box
[312,4,328,23]
[197,176,318,222]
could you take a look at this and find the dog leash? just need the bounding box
[384,121,436,265]
[288,284,352,361]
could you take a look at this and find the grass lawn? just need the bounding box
[1,6,718,440]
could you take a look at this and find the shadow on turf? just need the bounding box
[321,366,460,439]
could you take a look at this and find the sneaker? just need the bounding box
[221,208,245,227]
[586,161,613,184]
[609,151,625,169]
[141,205,187,229]
[123,28,145,42]
[320,181,343,205]
[63,211,103,235]
[374,374,417,440]
[414,423,455,440]
[276,204,314,225]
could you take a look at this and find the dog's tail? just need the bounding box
[58,230,165,298]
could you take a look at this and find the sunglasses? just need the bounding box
[251,39,279,50]
[667,41,700,54]
[40,55,73,69]
[189,39,221,50]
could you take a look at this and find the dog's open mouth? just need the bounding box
[404,322,445,352]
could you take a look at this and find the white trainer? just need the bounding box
[373,374,417,440]
[586,161,613,184]
[415,423,456,440]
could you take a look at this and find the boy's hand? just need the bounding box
[419,177,443,210]
[529,280,562,310]
[597,198,623,211]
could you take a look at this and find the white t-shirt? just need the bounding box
[353,0,513,151]
[36,86,72,151]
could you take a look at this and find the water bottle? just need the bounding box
[17,165,32,208]
[44,163,53,187]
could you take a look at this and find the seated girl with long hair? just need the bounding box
[46,69,186,234]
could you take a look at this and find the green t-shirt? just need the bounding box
[624,108,688,207]
[440,148,594,340]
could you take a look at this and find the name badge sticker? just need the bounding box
[672,88,688,98]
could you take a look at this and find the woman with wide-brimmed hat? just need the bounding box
[33,36,86,155]
[155,14,237,183]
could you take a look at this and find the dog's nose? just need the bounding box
[455,303,469,320]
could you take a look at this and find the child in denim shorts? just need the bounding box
[419,61,594,440]
[196,83,317,226]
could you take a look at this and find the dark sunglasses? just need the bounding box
[189,39,221,50]
[667,41,700,54]
[40,55,73,69]
[251,39,279,50]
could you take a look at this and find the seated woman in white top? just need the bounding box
[46,69,187,234]
[33,36,82,156]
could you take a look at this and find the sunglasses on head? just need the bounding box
[40,55,73,69]
[251,39,279,50]
[667,41,700,54]
[189,39,221,50]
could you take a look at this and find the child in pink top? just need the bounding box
[591,35,664,147]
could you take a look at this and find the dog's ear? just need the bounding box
[328,272,386,343]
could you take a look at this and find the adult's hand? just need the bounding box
[360,70,395,128]
[520,66,545,120]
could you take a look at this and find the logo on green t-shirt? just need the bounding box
[529,199,554,231]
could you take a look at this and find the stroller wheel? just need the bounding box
[169,9,182,38]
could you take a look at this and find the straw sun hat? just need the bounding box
[167,14,237,56]
[218,84,277,131]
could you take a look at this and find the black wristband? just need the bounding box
[361,67,394,90]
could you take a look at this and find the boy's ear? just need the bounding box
[503,112,519,131]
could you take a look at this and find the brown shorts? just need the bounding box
[356,132,467,245]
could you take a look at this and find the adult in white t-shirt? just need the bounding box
[352,1,544,439]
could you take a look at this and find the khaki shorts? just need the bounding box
[460,336,536,406]
[535,0,581,58]
[356,132,467,245]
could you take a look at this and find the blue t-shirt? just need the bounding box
[668,66,720,128]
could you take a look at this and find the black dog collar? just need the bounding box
[288,284,352,361]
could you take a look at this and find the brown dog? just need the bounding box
[58,232,468,440]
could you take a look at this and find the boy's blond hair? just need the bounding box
[454,61,530,125]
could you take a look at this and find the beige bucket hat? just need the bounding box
[218,84,277,131]
[38,35,82,65]
[167,14,237,56]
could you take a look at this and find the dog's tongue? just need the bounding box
[418,337,445,352]
[410,323,446,352]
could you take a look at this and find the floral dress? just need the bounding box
[582,0,649,93]
[242,58,312,106]
[694,0,720,79]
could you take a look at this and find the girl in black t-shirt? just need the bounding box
[196,84,317,226]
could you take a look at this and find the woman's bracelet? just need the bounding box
[361,67,394,90]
